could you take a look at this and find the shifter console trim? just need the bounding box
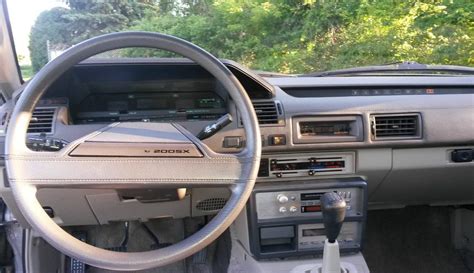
[247,178,367,259]
[255,186,362,220]
[298,222,361,250]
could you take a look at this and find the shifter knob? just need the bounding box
[321,192,346,243]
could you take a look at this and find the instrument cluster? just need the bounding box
[74,91,227,124]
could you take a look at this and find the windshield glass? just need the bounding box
[6,0,473,79]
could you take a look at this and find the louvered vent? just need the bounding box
[252,100,279,125]
[196,198,228,211]
[371,114,421,140]
[27,108,56,134]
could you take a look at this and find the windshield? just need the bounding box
[6,0,473,79]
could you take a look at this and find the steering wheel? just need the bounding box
[5,32,261,271]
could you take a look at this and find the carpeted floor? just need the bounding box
[82,206,471,273]
[84,217,227,273]
[0,200,14,271]
[363,206,470,273]
[0,229,13,270]
[86,218,187,273]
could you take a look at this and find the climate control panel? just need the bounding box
[258,152,355,179]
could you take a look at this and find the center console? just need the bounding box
[247,178,367,259]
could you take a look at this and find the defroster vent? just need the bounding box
[371,113,421,140]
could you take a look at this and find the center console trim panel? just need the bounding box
[247,178,367,259]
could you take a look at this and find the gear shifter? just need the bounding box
[321,192,346,243]
[320,192,347,273]
[292,188,368,273]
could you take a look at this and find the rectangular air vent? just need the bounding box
[27,108,56,134]
[371,113,421,140]
[252,100,284,126]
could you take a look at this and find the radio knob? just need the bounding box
[277,194,289,203]
[290,206,298,213]
[279,207,287,213]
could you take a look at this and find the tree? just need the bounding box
[29,7,71,72]
[65,0,159,42]
[29,0,158,72]
[29,0,473,73]
[127,0,473,73]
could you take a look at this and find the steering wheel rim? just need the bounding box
[5,32,261,271]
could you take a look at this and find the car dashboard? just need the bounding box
[0,59,473,257]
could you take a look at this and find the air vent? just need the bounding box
[252,100,284,125]
[196,198,228,211]
[28,108,56,134]
[371,114,421,140]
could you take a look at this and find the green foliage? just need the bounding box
[29,7,71,72]
[127,0,473,73]
[20,65,33,80]
[29,0,473,73]
[64,0,159,43]
[29,0,158,72]
[331,0,474,70]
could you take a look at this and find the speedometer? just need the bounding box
[74,91,226,124]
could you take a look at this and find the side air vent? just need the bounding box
[371,113,421,140]
[251,100,285,126]
[28,108,56,134]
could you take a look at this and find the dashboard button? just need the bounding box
[269,135,286,146]
[277,194,289,204]
[452,149,473,163]
[223,136,243,148]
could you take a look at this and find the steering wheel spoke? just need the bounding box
[10,122,253,188]
[7,153,253,188]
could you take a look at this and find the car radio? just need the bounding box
[292,116,363,144]
[247,178,367,259]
